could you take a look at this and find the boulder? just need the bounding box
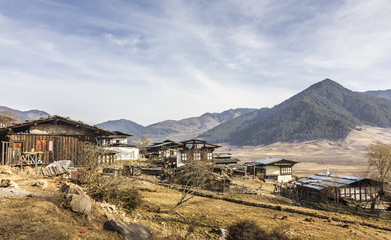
[103,220,151,240]
[60,183,91,215]
[69,194,92,215]
[60,183,87,199]
[32,180,48,189]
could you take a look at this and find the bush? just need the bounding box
[227,220,296,240]
[77,144,142,213]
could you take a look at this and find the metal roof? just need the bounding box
[244,158,298,166]
[293,172,366,190]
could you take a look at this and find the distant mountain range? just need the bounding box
[0,106,50,122]
[96,108,256,141]
[364,89,391,100]
[3,80,391,146]
[200,79,391,146]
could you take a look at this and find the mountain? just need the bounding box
[0,106,50,122]
[364,89,391,100]
[96,119,144,134]
[97,108,256,141]
[200,79,391,146]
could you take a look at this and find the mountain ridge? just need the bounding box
[199,79,391,146]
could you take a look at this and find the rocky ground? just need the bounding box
[1,164,391,240]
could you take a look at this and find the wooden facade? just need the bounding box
[244,158,298,183]
[0,116,122,166]
[174,139,221,167]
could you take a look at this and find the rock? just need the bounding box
[0,169,13,175]
[60,183,91,215]
[32,180,48,189]
[60,183,87,199]
[0,179,18,188]
[305,217,315,222]
[69,194,92,215]
[8,180,18,188]
[103,220,151,240]
[0,179,11,187]
[101,203,118,214]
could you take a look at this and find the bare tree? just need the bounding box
[169,161,215,213]
[137,135,151,158]
[367,142,391,194]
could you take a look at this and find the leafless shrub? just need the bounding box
[77,144,141,213]
[227,220,297,240]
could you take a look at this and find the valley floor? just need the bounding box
[221,126,391,177]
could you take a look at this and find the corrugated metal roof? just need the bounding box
[244,158,298,166]
[293,172,366,190]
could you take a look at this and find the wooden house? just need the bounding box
[244,158,298,183]
[292,172,380,202]
[0,115,128,166]
[172,139,221,167]
[145,140,179,161]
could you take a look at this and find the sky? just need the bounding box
[0,0,391,126]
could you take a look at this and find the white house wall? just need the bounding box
[278,175,292,183]
[266,166,280,175]
[105,147,139,160]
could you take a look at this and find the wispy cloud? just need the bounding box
[0,0,390,124]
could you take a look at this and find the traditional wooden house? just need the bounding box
[145,140,179,161]
[171,139,221,167]
[244,158,298,183]
[292,172,380,202]
[0,115,128,165]
[214,153,240,165]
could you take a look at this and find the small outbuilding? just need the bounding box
[293,172,380,202]
[244,158,298,183]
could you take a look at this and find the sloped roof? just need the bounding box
[0,115,126,136]
[244,158,298,166]
[293,172,368,190]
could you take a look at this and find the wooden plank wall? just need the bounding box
[9,134,95,165]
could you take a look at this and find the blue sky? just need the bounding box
[0,0,390,125]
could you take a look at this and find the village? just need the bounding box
[1,115,391,239]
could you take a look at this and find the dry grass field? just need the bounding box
[220,126,391,177]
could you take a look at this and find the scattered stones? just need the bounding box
[103,220,151,240]
[101,202,119,214]
[32,180,48,189]
[210,228,228,240]
[60,183,92,215]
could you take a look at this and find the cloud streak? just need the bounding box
[0,0,390,125]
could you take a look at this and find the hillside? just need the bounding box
[97,108,256,141]
[96,119,144,134]
[200,79,391,146]
[0,106,50,122]
[364,89,391,100]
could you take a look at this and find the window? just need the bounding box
[36,140,48,151]
[207,152,213,160]
[181,153,187,161]
[280,167,291,174]
[194,152,201,160]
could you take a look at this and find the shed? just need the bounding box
[293,172,380,202]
